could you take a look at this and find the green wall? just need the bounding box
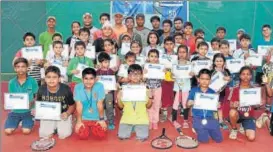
[1,1,273,80]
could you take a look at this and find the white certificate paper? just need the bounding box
[35,101,61,120]
[121,43,131,55]
[74,63,89,79]
[4,93,29,110]
[245,54,262,66]
[206,51,220,60]
[52,63,67,77]
[228,39,237,51]
[172,64,192,79]
[144,64,165,79]
[110,54,118,68]
[258,45,273,56]
[209,72,228,92]
[22,46,43,60]
[192,60,212,74]
[85,44,96,59]
[226,59,245,73]
[98,76,117,90]
[117,64,129,78]
[136,56,146,67]
[121,85,147,102]
[159,54,178,69]
[49,44,69,58]
[239,88,261,107]
[193,93,219,111]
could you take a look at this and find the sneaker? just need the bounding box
[153,123,158,130]
[182,121,189,129]
[220,122,228,130]
[160,110,167,122]
[108,124,115,130]
[229,129,238,140]
[239,124,245,134]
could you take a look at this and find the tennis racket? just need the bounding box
[151,128,173,150]
[175,128,199,149]
[31,137,56,151]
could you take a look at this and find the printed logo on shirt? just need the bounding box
[238,106,251,112]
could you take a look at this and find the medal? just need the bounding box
[244,112,249,117]
[201,119,208,125]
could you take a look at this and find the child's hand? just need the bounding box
[96,120,107,130]
[230,101,239,108]
[72,70,80,74]
[63,61,69,67]
[44,62,51,68]
[223,76,231,82]
[187,100,194,107]
[75,121,84,132]
[262,75,269,84]
[61,112,69,120]
[35,59,43,65]
[28,59,33,66]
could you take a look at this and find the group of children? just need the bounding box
[4,14,273,145]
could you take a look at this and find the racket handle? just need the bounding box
[162,128,166,136]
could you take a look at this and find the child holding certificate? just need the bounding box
[101,39,120,72]
[211,53,231,129]
[4,58,39,135]
[70,28,91,59]
[74,68,107,139]
[130,40,145,67]
[117,52,136,85]
[228,66,258,141]
[187,69,223,143]
[117,33,131,61]
[96,52,115,130]
[117,64,152,141]
[13,32,44,86]
[233,34,256,62]
[144,49,162,129]
[172,45,194,128]
[37,66,75,139]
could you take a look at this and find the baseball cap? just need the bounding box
[136,13,145,19]
[83,12,92,18]
[47,16,56,22]
[114,12,123,17]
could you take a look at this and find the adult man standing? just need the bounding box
[150,15,163,37]
[82,12,98,44]
[172,17,183,34]
[134,13,150,47]
[113,13,127,39]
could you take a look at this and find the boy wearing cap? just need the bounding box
[134,13,150,47]
[150,15,163,37]
[113,13,127,39]
[83,12,98,44]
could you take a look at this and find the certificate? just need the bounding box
[193,93,219,111]
[136,56,146,67]
[121,43,131,55]
[22,46,43,60]
[159,54,178,69]
[85,44,96,59]
[245,54,262,66]
[239,88,261,107]
[257,45,273,56]
[35,101,61,120]
[74,63,89,79]
[49,44,69,58]
[209,72,228,92]
[192,60,212,74]
[98,76,116,90]
[110,54,118,68]
[52,63,67,77]
[144,64,165,79]
[4,93,29,110]
[228,39,237,51]
[206,51,220,60]
[172,64,192,79]
[226,59,245,73]
[117,64,129,78]
[121,85,147,102]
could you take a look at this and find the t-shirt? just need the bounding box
[188,87,216,118]
[134,27,150,47]
[185,35,196,55]
[113,25,127,39]
[96,68,115,76]
[228,86,255,118]
[8,76,39,113]
[39,31,58,58]
[74,82,105,121]
[36,83,75,113]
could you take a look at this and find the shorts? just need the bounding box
[237,115,256,131]
[118,124,149,140]
[4,112,34,129]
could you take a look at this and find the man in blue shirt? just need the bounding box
[74,68,107,140]
[187,69,223,143]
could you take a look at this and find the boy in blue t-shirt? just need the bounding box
[187,69,223,143]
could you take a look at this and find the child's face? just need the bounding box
[103,41,114,53]
[240,69,252,83]
[216,30,225,39]
[125,57,136,66]
[149,34,158,45]
[129,71,142,84]
[24,36,35,47]
[262,27,272,37]
[79,32,90,43]
[220,44,230,55]
[45,72,60,88]
[195,39,204,49]
[14,62,28,75]
[163,23,171,33]
[178,48,188,60]
[184,26,193,35]
[100,16,109,25]
[122,36,131,43]
[196,32,204,38]
[198,74,211,88]
[174,36,183,44]
[72,23,81,35]
[102,27,112,37]
[214,57,224,69]
[198,45,208,56]
[83,74,96,89]
[211,42,220,51]
[131,43,141,55]
[53,36,62,42]
[164,41,174,52]
[101,60,110,69]
[240,39,250,48]
[75,45,85,56]
[53,44,63,56]
[148,52,159,63]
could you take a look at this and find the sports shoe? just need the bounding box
[220,122,229,130]
[229,129,238,140]
[239,124,245,134]
[108,124,115,130]
[182,121,189,129]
